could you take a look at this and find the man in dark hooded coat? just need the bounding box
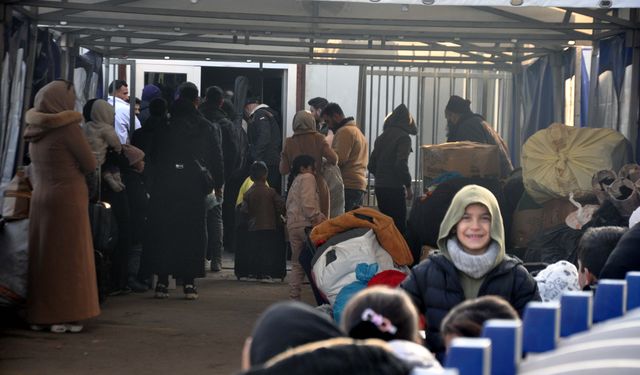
[368,104,417,235]
[146,82,223,300]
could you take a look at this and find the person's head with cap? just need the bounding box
[205,85,225,108]
[307,97,328,122]
[142,84,161,103]
[244,96,261,118]
[444,95,472,126]
[243,301,344,370]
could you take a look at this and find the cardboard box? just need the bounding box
[422,141,501,180]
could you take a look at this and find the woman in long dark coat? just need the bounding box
[145,83,223,300]
[24,80,99,332]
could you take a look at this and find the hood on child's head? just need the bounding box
[89,99,115,126]
[437,184,505,259]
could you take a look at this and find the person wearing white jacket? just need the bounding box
[107,79,141,144]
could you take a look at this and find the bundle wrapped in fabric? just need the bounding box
[522,123,632,204]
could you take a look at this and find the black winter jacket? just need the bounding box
[446,113,493,144]
[248,106,281,166]
[199,101,245,181]
[400,253,540,355]
[368,107,417,189]
[600,222,640,279]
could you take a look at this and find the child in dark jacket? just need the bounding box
[239,161,285,282]
[400,184,539,358]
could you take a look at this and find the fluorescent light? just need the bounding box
[164,56,170,60]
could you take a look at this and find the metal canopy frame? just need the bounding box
[8,0,638,70]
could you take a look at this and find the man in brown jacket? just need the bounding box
[322,103,368,212]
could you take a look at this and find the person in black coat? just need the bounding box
[244,98,282,193]
[445,95,513,178]
[368,104,416,235]
[600,222,640,280]
[400,185,539,358]
[145,82,224,300]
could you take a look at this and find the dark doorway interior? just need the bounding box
[144,72,187,104]
[200,67,285,123]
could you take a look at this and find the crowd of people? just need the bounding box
[17,77,640,373]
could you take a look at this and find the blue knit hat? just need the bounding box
[141,84,161,102]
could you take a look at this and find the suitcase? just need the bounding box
[89,201,117,253]
[94,250,110,304]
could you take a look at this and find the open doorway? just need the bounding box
[200,67,285,125]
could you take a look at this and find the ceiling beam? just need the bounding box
[36,15,589,43]
[111,50,513,71]
[470,6,588,39]
[82,40,508,64]
[71,29,557,54]
[563,7,638,28]
[41,0,136,18]
[21,1,623,32]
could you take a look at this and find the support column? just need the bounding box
[511,48,523,167]
[296,63,305,111]
[628,23,640,160]
[574,46,583,126]
[587,22,601,128]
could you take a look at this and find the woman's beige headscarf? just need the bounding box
[34,80,76,113]
[24,80,82,142]
[292,110,317,135]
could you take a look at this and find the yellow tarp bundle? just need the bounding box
[521,123,631,204]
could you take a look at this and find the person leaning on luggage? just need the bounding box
[400,185,539,358]
[23,80,100,333]
[445,95,513,178]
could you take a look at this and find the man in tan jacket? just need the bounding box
[322,103,368,212]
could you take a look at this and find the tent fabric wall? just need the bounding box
[519,55,557,146]
[589,33,635,162]
[0,16,31,187]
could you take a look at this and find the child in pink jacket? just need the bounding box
[286,155,327,300]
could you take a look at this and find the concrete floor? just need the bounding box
[0,255,313,375]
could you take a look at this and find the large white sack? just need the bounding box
[312,229,395,305]
[522,123,631,204]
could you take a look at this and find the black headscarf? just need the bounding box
[249,301,344,366]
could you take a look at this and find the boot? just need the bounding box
[619,163,640,183]
[592,169,617,205]
[607,178,640,217]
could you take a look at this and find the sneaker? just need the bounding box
[30,324,46,331]
[50,324,68,333]
[204,259,212,271]
[183,284,198,300]
[64,323,84,333]
[259,276,275,284]
[154,283,169,299]
[211,260,222,272]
